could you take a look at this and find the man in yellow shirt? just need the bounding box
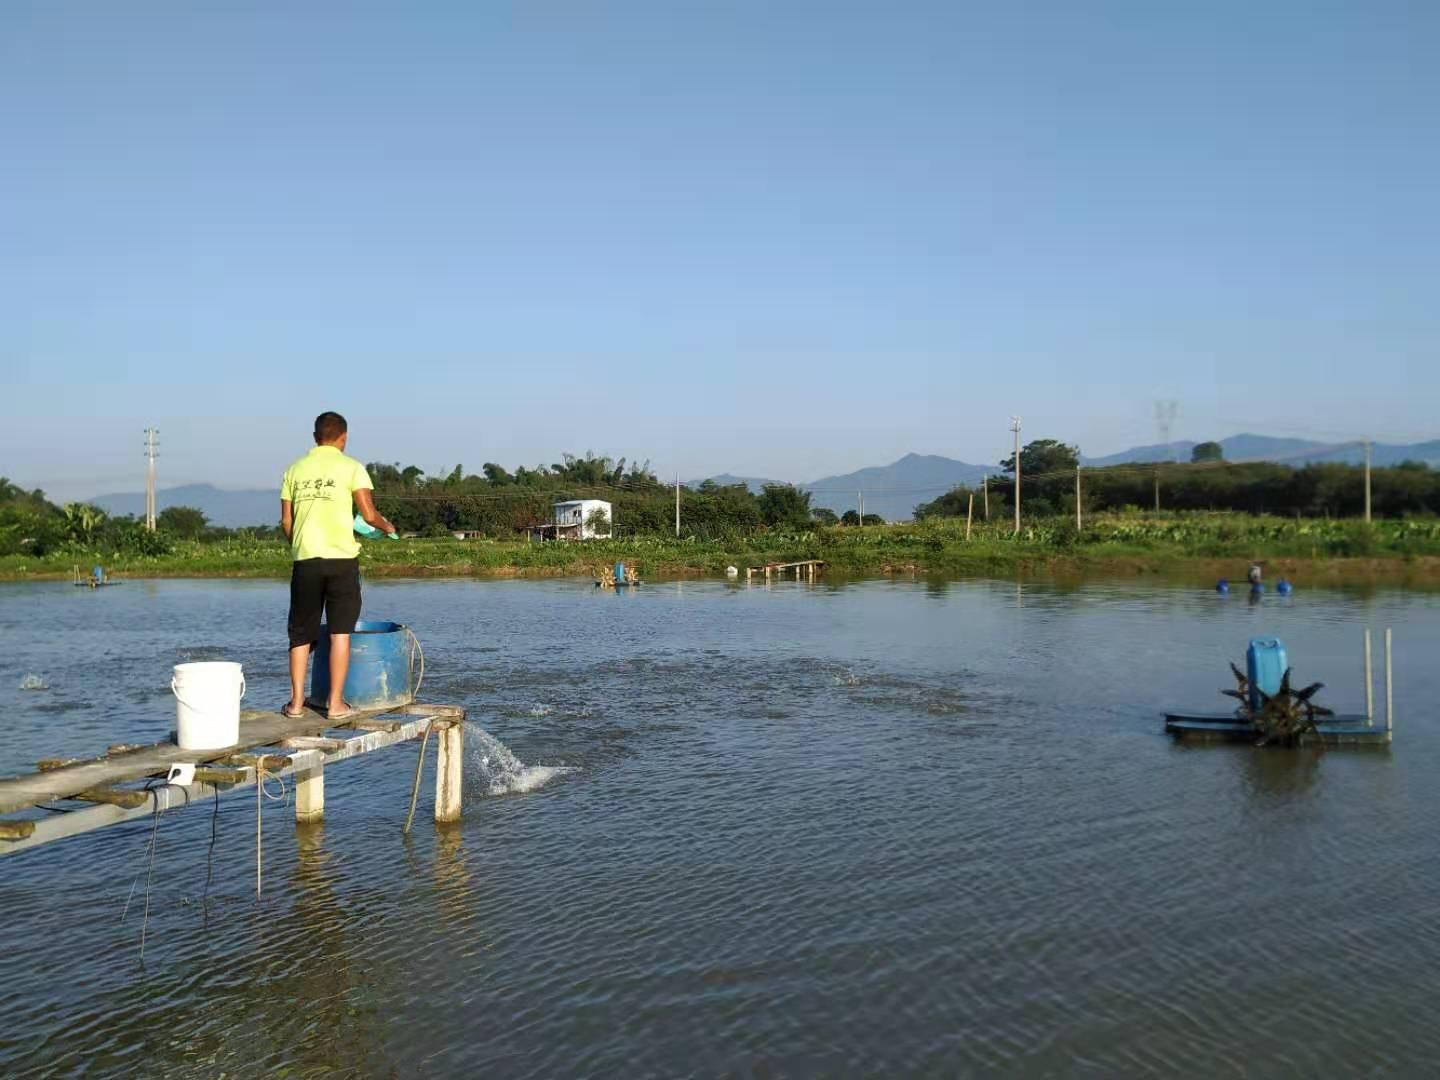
[280,411,396,719]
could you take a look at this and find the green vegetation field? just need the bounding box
[6,514,1440,586]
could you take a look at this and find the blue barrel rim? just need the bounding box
[318,619,405,635]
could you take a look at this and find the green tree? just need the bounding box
[157,505,209,539]
[757,484,813,528]
[1000,439,1080,478]
[62,502,108,546]
[861,513,884,526]
[841,509,861,526]
[812,507,839,526]
[1192,441,1224,463]
[585,506,612,537]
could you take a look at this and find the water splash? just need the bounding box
[19,674,48,691]
[527,704,554,717]
[833,668,862,687]
[464,722,571,796]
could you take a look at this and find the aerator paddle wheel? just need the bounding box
[1220,664,1334,746]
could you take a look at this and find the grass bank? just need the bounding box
[6,515,1440,587]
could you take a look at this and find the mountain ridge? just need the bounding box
[91,434,1440,526]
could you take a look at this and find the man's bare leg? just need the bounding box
[287,644,310,713]
[326,633,352,714]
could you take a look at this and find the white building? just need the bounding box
[552,499,613,540]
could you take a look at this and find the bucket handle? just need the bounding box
[171,675,247,713]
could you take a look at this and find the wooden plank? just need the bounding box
[193,767,248,785]
[73,787,151,809]
[280,736,348,751]
[221,752,295,772]
[2,710,463,856]
[0,702,414,814]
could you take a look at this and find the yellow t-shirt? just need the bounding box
[280,446,374,561]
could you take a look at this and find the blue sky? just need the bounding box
[2,1,1436,500]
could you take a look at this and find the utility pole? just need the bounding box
[982,474,988,520]
[1363,440,1372,523]
[675,472,680,537]
[858,490,864,524]
[1075,466,1082,531]
[1010,416,1022,533]
[143,427,159,531]
[1154,468,1160,512]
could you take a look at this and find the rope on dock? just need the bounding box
[406,626,427,703]
[403,721,435,835]
[254,764,288,898]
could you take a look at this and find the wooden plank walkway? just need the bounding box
[0,702,466,855]
[746,560,825,582]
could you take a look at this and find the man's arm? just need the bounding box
[353,489,396,536]
[280,499,294,544]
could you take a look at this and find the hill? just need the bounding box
[803,454,992,521]
[1084,434,1440,468]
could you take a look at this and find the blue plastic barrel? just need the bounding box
[614,561,626,584]
[1246,637,1288,711]
[310,619,414,711]
[1216,578,1229,594]
[1276,578,1293,595]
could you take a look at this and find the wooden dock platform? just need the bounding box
[746,559,825,583]
[1164,712,1391,746]
[0,702,465,856]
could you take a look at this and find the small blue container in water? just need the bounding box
[1246,637,1288,711]
[1216,578,1229,594]
[1277,578,1293,595]
[310,619,415,711]
[614,561,626,585]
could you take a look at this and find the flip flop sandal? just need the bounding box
[281,703,307,719]
[327,702,359,721]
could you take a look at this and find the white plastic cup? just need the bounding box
[171,661,246,749]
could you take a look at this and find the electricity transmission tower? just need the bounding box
[144,427,160,531]
[1010,415,1022,533]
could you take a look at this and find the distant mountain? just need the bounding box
[804,454,992,521]
[685,473,778,494]
[91,484,277,528]
[90,434,1440,530]
[1084,433,1440,468]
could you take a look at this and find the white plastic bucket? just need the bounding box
[172,661,246,749]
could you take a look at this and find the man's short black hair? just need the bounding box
[314,411,348,443]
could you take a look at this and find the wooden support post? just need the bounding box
[1364,628,1374,725]
[966,493,974,540]
[435,721,463,823]
[746,568,753,583]
[294,764,324,823]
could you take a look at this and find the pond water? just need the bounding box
[0,576,1437,1077]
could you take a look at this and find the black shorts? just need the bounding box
[288,558,361,648]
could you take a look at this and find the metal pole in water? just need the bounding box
[1385,627,1393,734]
[1364,628,1374,725]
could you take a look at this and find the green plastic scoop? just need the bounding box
[354,514,398,540]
